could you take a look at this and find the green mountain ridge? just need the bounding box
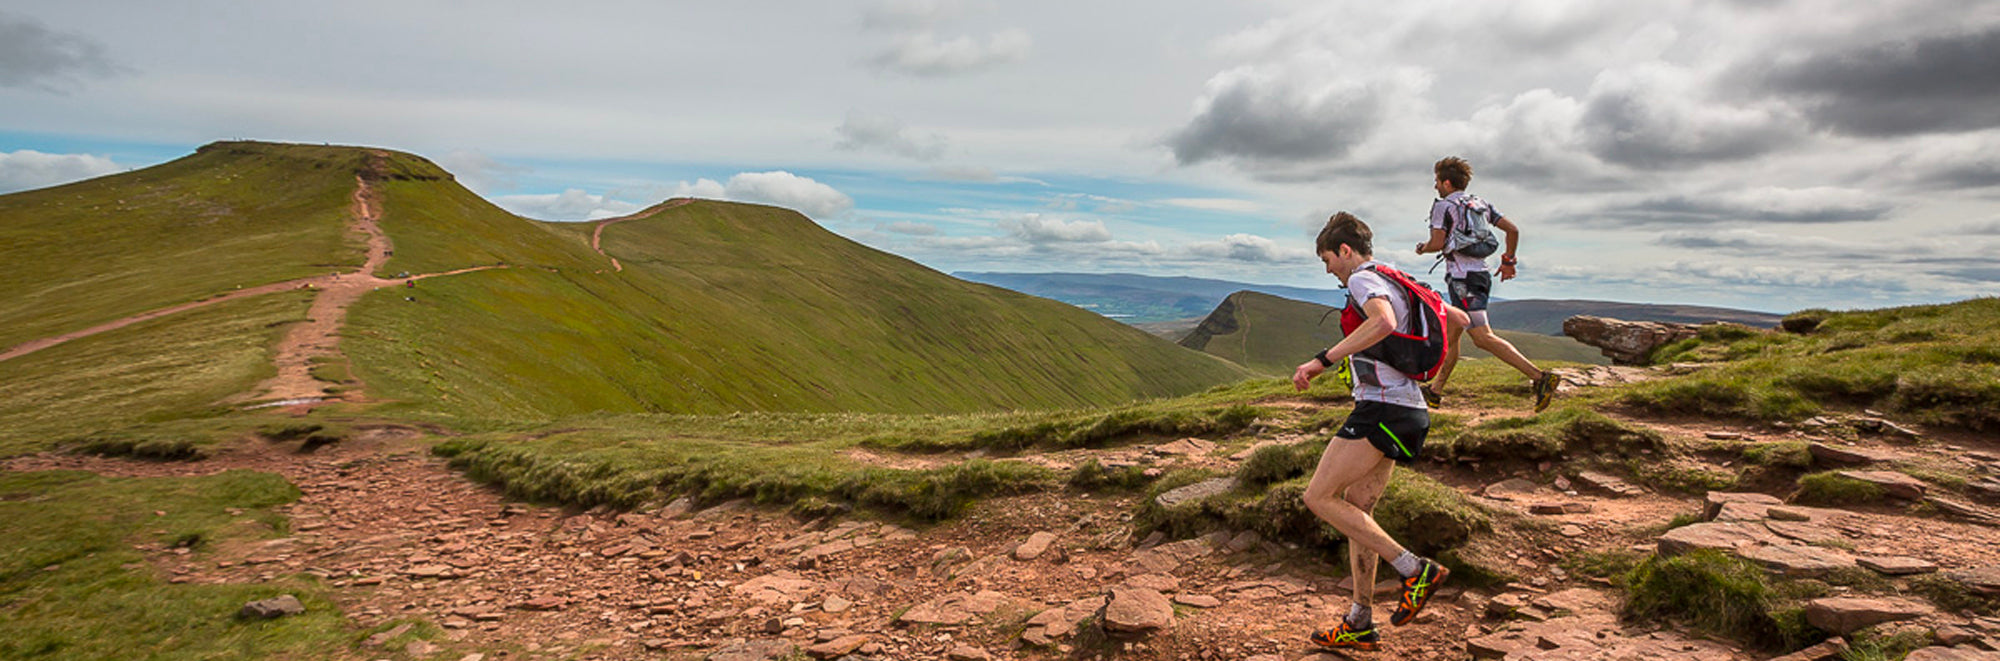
[0,141,1253,448]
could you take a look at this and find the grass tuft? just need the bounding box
[1791,471,1887,506]
[1622,550,1827,651]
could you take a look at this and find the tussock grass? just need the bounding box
[1622,550,1826,652]
[1428,406,1663,463]
[1622,298,2000,430]
[1792,471,1888,506]
[435,433,1052,521]
[1136,440,1491,559]
[1908,573,2000,616]
[1067,459,1153,492]
[0,470,370,659]
[1842,629,1938,661]
[966,404,1262,452]
[1740,441,1813,468]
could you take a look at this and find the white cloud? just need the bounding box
[0,149,120,193]
[1163,197,1262,213]
[1184,233,1310,263]
[493,188,642,221]
[722,171,854,218]
[998,214,1111,243]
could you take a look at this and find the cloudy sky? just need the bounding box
[4,0,1998,313]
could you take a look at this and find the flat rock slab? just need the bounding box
[1741,544,1856,577]
[1804,596,1933,635]
[240,595,306,619]
[1100,587,1174,635]
[1838,470,1928,499]
[1768,637,1849,661]
[1905,646,2000,661]
[1971,477,2000,504]
[1575,471,1645,497]
[1859,556,1939,575]
[1704,492,1784,520]
[1714,501,1775,522]
[1483,478,1542,501]
[1809,442,1894,466]
[1012,531,1059,561]
[1764,520,1847,545]
[807,635,869,659]
[1657,521,1782,556]
[1151,438,1218,455]
[1949,566,2000,596]
[1155,477,1235,508]
[733,571,818,604]
[1928,496,2000,525]
[1466,611,1752,660]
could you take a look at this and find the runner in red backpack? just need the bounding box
[1293,212,1452,652]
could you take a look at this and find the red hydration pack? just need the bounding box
[1338,263,1451,382]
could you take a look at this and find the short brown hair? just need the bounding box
[1434,156,1472,190]
[1315,212,1372,256]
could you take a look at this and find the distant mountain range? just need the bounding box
[953,271,1785,337]
[952,272,1349,323]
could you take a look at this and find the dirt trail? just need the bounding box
[591,197,694,272]
[1,165,507,406]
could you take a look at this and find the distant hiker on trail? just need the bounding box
[1293,212,1451,652]
[1415,156,1558,412]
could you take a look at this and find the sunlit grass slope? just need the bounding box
[348,197,1255,421]
[1179,290,1606,375]
[0,291,311,458]
[1619,297,2000,429]
[0,142,367,349]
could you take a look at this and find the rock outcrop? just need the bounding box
[1562,316,1701,365]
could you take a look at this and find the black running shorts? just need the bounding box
[1446,271,1492,312]
[1336,401,1430,464]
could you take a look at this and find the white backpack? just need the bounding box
[1442,195,1500,259]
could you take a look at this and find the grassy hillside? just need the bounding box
[1618,298,2000,429]
[0,142,366,349]
[347,198,1254,421]
[1178,290,1606,375]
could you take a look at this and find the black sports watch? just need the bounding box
[1314,350,1335,368]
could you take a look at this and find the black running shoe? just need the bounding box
[1421,385,1443,408]
[1389,558,1449,626]
[1310,621,1381,651]
[1531,371,1560,413]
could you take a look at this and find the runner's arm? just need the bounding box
[1294,298,1397,390]
[1416,228,1448,255]
[1493,215,1521,280]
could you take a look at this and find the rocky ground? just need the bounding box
[6,389,2000,661]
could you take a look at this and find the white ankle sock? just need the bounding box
[1346,602,1371,627]
[1390,551,1422,577]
